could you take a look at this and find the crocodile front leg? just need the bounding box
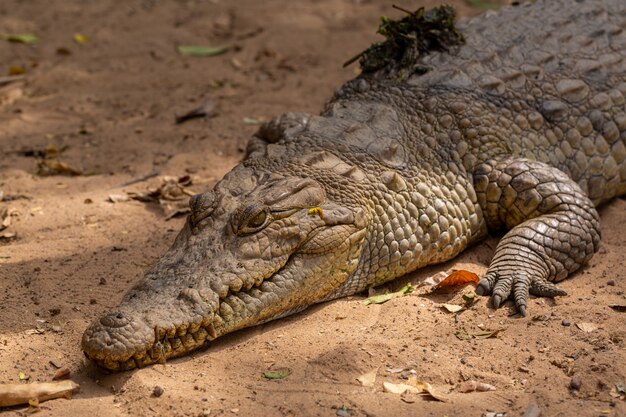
[472,158,601,316]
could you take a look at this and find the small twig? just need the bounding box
[392,4,414,15]
[114,169,160,189]
[0,380,80,407]
[0,75,25,87]
[343,51,366,68]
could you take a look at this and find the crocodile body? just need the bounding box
[83,0,626,371]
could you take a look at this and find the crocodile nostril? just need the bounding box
[99,311,131,328]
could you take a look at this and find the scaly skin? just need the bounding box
[82,0,626,370]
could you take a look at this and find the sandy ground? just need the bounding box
[1,0,625,416]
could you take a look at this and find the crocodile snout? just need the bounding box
[82,309,155,371]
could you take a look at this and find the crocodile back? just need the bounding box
[403,0,626,205]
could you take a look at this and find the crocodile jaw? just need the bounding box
[82,170,368,371]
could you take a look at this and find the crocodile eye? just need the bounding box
[238,208,270,235]
[247,210,266,228]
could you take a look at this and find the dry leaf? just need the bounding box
[26,397,40,413]
[382,381,421,395]
[73,33,88,44]
[177,45,228,57]
[455,328,505,340]
[437,270,479,288]
[420,269,452,286]
[108,194,130,203]
[37,160,81,176]
[406,376,449,402]
[363,284,413,305]
[440,303,464,313]
[0,206,10,230]
[458,380,496,393]
[0,84,23,106]
[356,368,378,387]
[0,232,16,240]
[262,368,291,379]
[52,367,70,380]
[576,322,598,332]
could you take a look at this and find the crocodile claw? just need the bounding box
[477,271,567,316]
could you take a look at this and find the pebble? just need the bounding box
[522,404,541,417]
[570,375,582,390]
[336,407,351,417]
[561,319,571,327]
[607,279,616,286]
[152,386,164,397]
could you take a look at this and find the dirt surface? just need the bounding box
[1,1,625,416]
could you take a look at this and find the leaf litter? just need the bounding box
[125,175,196,219]
[455,328,505,340]
[356,368,378,387]
[363,284,413,305]
[383,375,448,402]
[177,45,229,57]
[263,368,291,379]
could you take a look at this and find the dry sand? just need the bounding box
[1,1,625,416]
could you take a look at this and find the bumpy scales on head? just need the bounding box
[83,0,626,370]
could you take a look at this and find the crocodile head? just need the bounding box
[82,163,368,371]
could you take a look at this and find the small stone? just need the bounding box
[570,375,582,390]
[561,319,571,327]
[202,409,211,417]
[519,366,530,373]
[460,357,467,364]
[336,407,351,417]
[607,280,616,286]
[90,299,97,305]
[152,386,164,397]
[99,277,107,285]
[522,403,541,417]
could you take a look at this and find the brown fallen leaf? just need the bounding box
[356,368,378,387]
[127,176,196,219]
[383,377,448,402]
[458,379,496,393]
[382,381,421,395]
[0,380,80,407]
[0,206,10,230]
[455,328,505,340]
[26,397,40,414]
[440,303,464,313]
[108,194,130,203]
[406,376,449,402]
[436,270,479,288]
[52,367,70,381]
[0,232,16,240]
[576,322,598,333]
[37,160,81,176]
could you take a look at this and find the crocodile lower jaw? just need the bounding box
[84,321,219,371]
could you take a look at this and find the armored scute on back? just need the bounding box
[82,0,626,370]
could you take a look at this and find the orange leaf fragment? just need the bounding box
[437,270,479,288]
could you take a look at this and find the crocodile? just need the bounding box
[82,0,626,371]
